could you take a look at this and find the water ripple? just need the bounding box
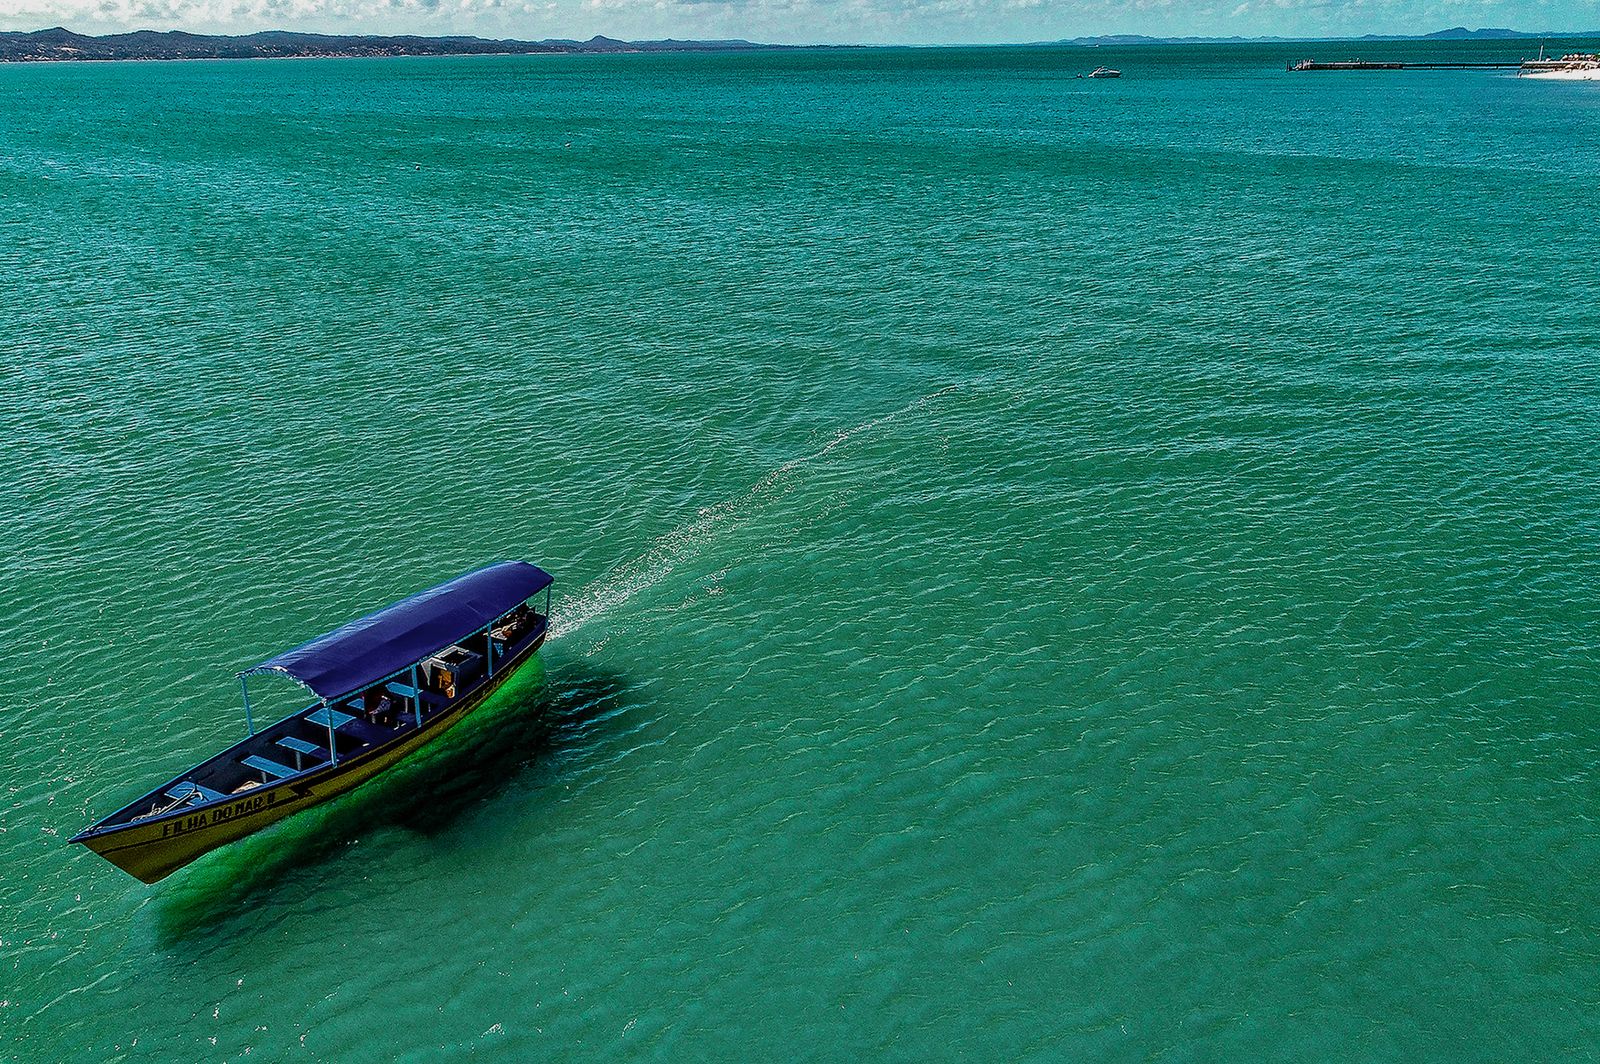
[4,44,1600,1064]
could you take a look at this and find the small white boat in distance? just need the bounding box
[1088,66,1121,78]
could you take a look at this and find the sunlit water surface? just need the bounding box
[3,39,1600,1061]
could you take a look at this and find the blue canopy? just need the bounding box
[244,561,553,700]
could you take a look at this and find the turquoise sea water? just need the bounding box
[4,39,1600,1060]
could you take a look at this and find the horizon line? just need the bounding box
[4,23,1600,51]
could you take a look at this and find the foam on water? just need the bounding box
[550,383,962,639]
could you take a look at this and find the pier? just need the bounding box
[1288,59,1523,71]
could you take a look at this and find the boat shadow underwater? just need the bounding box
[150,656,633,945]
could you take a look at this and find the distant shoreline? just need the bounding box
[0,28,803,64]
[1,26,1597,64]
[2,50,576,64]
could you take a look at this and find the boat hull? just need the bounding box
[75,632,544,883]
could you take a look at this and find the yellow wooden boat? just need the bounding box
[71,561,553,883]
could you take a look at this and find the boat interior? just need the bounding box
[105,602,549,828]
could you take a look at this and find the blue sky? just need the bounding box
[0,0,1595,47]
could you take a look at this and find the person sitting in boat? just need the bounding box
[494,604,531,642]
[367,692,395,724]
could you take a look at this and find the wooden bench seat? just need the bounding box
[242,754,297,781]
[275,736,327,770]
[167,781,227,804]
[306,707,355,730]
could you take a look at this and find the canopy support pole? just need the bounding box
[240,677,256,736]
[545,587,552,623]
[486,623,495,680]
[316,697,336,764]
[412,665,423,728]
[325,701,338,766]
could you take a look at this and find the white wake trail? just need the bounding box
[549,383,960,639]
